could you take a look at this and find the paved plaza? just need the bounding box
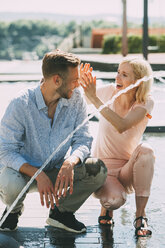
[0,131,165,247]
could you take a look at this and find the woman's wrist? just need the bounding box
[90,96,102,109]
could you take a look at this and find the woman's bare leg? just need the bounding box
[100,207,113,225]
[94,175,127,225]
[119,143,155,236]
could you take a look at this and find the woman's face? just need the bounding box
[115,62,136,91]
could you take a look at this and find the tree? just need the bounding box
[122,0,128,56]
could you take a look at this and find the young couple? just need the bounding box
[0,50,154,237]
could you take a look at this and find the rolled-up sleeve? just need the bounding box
[0,99,27,171]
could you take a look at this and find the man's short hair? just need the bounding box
[42,50,81,79]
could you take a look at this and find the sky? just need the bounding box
[0,0,164,18]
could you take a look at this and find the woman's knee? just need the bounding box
[137,143,155,168]
[132,144,155,186]
[94,174,127,210]
[94,183,127,210]
[100,192,127,211]
[139,143,154,156]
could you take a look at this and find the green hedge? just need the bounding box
[128,35,142,53]
[102,34,165,54]
[102,35,121,54]
[158,35,165,52]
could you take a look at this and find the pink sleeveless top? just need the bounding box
[92,84,154,170]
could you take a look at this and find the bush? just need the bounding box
[102,35,121,54]
[158,35,165,52]
[102,34,165,54]
[149,35,157,46]
[35,44,49,59]
[0,20,77,60]
[128,35,142,53]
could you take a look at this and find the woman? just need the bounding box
[80,58,155,237]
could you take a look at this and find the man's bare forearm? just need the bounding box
[19,163,45,181]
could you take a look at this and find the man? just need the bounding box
[0,50,107,233]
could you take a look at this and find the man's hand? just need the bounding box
[20,163,57,209]
[54,156,79,205]
[36,171,56,209]
[54,161,74,205]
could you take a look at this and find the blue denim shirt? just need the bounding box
[0,84,92,171]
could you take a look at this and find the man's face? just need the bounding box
[57,66,79,99]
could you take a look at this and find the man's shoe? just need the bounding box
[0,208,21,231]
[46,205,86,233]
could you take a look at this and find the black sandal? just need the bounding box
[98,211,114,226]
[134,216,152,237]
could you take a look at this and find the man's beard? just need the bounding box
[56,81,70,99]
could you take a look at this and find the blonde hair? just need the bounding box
[120,57,153,103]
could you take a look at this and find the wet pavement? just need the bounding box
[0,131,165,248]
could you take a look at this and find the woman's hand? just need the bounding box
[79,63,92,86]
[80,64,97,102]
